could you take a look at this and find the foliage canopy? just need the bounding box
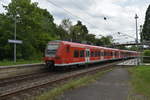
[0,0,114,61]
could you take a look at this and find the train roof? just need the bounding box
[48,40,137,53]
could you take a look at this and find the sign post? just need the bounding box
[8,39,23,62]
[8,40,23,44]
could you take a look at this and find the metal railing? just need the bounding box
[142,56,150,63]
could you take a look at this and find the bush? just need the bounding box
[143,50,150,56]
[143,50,150,63]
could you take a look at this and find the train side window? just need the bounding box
[101,52,103,56]
[99,51,101,56]
[80,50,84,57]
[98,51,100,56]
[66,45,70,53]
[102,52,104,56]
[116,52,118,56]
[92,51,95,57]
[97,51,99,56]
[74,50,79,57]
[93,51,95,57]
[95,51,97,57]
[95,51,97,56]
[105,51,108,56]
[91,51,94,57]
[100,51,102,56]
[111,52,112,56]
[108,52,109,56]
[104,52,106,56]
[96,51,99,57]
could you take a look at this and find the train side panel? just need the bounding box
[44,41,139,68]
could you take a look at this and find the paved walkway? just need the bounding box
[57,68,130,100]
[117,58,139,66]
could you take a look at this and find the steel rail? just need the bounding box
[0,63,44,70]
[0,61,123,99]
[0,71,50,87]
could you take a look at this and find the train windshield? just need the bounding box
[46,44,59,57]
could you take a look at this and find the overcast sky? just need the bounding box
[0,0,149,43]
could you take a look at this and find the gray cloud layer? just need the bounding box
[0,0,149,43]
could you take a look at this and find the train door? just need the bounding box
[101,50,104,60]
[113,51,115,59]
[85,49,90,63]
[119,51,121,58]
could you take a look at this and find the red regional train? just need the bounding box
[44,40,139,69]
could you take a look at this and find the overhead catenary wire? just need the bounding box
[46,0,106,37]
[0,0,106,38]
[121,0,146,39]
[1,0,145,43]
[46,0,137,42]
[45,0,148,44]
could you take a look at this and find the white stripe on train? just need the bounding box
[54,57,130,66]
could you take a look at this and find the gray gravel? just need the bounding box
[0,65,45,79]
[58,68,130,100]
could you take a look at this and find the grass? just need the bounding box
[129,66,150,98]
[34,69,112,100]
[0,59,42,66]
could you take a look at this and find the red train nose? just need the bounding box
[55,56,61,59]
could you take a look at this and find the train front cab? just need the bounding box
[44,41,63,69]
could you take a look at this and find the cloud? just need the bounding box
[0,0,149,43]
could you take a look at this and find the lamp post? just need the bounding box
[135,14,139,44]
[135,14,139,66]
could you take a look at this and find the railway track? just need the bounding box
[0,71,50,87]
[0,64,46,80]
[0,60,124,100]
[0,63,44,70]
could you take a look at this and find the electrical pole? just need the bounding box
[8,15,22,62]
[135,14,139,66]
[14,15,17,63]
[140,25,143,65]
[135,14,139,44]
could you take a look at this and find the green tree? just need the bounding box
[85,34,96,44]
[117,46,128,50]
[128,45,137,51]
[143,50,150,56]
[70,20,88,42]
[97,35,113,46]
[0,0,58,60]
[57,25,68,40]
[0,14,14,60]
[142,5,150,41]
[60,19,72,33]
[57,19,72,40]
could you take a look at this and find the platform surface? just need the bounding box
[57,68,130,100]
